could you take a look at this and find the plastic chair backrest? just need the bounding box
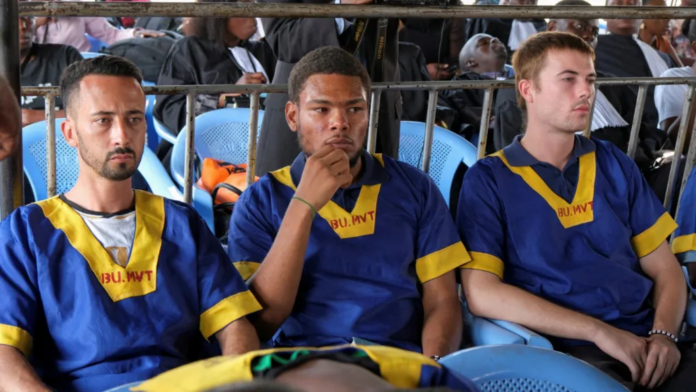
[142,81,160,151]
[80,52,104,59]
[170,108,264,187]
[398,121,477,206]
[85,34,107,53]
[441,345,629,392]
[22,119,182,202]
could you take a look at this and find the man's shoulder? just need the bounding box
[659,66,693,79]
[0,202,49,239]
[34,43,80,58]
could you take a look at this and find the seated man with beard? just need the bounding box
[0,56,261,392]
[228,46,469,358]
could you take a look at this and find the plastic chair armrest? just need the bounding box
[489,319,554,349]
[154,118,177,145]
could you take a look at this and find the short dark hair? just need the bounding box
[60,55,143,113]
[288,46,371,103]
[189,0,243,48]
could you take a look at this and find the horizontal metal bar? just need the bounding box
[20,77,696,97]
[19,3,696,19]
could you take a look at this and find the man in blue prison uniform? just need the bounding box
[228,46,469,358]
[0,56,262,392]
[458,32,696,391]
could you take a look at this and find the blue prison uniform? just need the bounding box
[133,344,479,392]
[673,166,696,263]
[228,151,470,353]
[457,136,676,348]
[0,191,262,392]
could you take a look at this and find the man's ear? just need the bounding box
[547,20,557,32]
[518,79,534,106]
[285,101,299,133]
[61,116,78,148]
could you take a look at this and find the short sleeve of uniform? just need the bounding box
[654,67,691,126]
[413,170,471,283]
[673,167,696,262]
[227,181,277,281]
[455,162,506,279]
[193,208,261,340]
[0,210,40,356]
[616,148,677,258]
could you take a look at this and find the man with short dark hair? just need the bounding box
[0,56,261,392]
[229,46,468,357]
[19,16,82,127]
[458,33,512,78]
[458,32,696,391]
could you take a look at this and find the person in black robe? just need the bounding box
[465,0,546,62]
[154,0,276,140]
[595,0,676,127]
[398,41,456,128]
[438,33,511,151]
[256,0,401,175]
[494,0,671,199]
[399,18,466,81]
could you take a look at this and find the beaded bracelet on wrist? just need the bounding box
[648,329,679,344]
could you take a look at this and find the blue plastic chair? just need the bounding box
[80,52,104,59]
[142,81,160,151]
[153,97,177,145]
[398,121,477,207]
[170,108,264,233]
[22,119,183,202]
[85,34,107,53]
[441,345,629,392]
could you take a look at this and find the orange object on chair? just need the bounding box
[198,158,258,205]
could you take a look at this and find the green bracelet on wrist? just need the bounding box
[292,196,317,219]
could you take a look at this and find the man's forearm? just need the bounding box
[247,199,314,339]
[0,345,51,392]
[650,270,687,336]
[216,317,261,356]
[462,271,604,343]
[421,298,462,357]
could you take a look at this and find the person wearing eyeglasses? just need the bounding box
[595,0,676,129]
[493,0,671,199]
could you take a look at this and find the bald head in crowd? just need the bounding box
[0,76,21,161]
[459,33,509,74]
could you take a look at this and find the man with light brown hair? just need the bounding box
[456,31,696,391]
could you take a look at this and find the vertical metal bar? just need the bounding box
[367,89,382,154]
[421,90,438,173]
[477,87,494,160]
[246,92,259,187]
[45,95,56,197]
[582,93,597,138]
[183,92,196,204]
[673,106,696,232]
[0,0,22,218]
[626,85,648,159]
[664,84,696,210]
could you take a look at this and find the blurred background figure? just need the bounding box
[638,0,684,66]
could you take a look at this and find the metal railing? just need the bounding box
[5,2,696,223]
[21,75,696,216]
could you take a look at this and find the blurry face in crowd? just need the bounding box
[286,74,369,167]
[62,75,146,182]
[461,34,508,73]
[520,49,596,134]
[548,19,601,49]
[19,17,33,54]
[180,17,194,36]
[642,0,670,38]
[606,0,642,36]
[227,17,258,42]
